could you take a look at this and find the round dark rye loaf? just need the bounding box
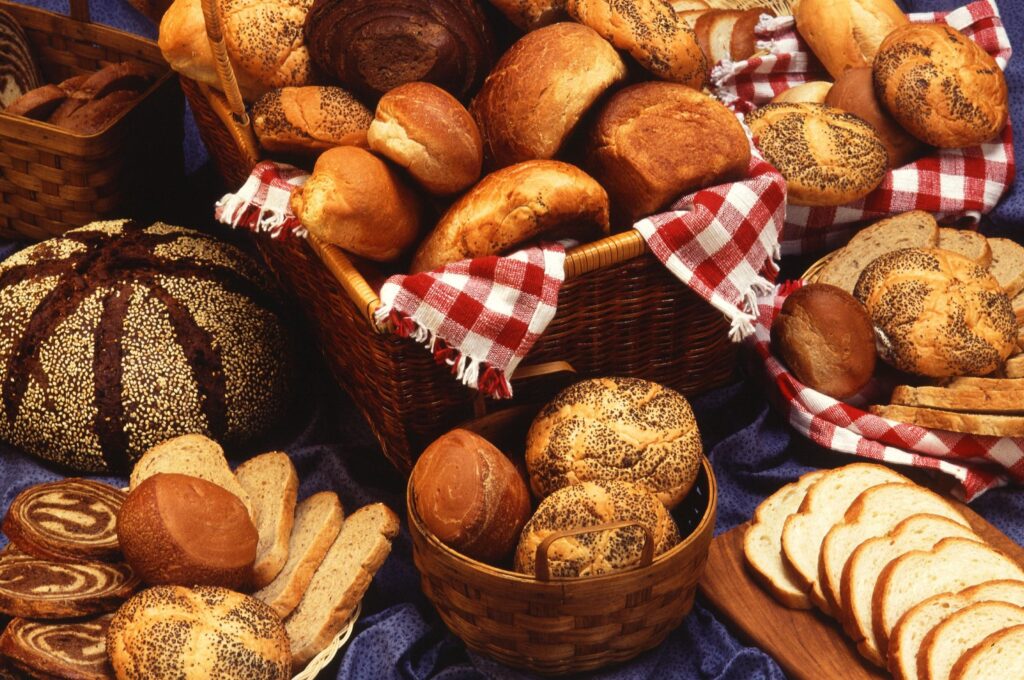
[0,219,295,472]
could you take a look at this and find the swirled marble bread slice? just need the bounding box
[950,624,1024,680]
[921,601,1024,680]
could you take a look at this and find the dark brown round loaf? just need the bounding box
[0,219,295,473]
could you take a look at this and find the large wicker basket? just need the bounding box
[0,0,183,241]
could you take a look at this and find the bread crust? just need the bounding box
[253,86,372,156]
[794,0,908,79]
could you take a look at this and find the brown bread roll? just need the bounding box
[411,429,530,564]
[794,0,909,79]
[470,22,627,169]
[253,86,373,156]
[290,146,422,263]
[586,82,750,223]
[770,81,833,104]
[367,82,483,196]
[486,0,566,30]
[873,23,1009,148]
[747,102,889,206]
[117,473,259,589]
[411,160,609,273]
[771,283,876,399]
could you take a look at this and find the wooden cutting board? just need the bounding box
[698,503,1024,680]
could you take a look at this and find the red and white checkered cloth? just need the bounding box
[752,281,1020,501]
[712,0,1016,255]
[214,161,308,237]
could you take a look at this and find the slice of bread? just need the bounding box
[947,376,1024,391]
[950,623,1024,680]
[920,601,1024,680]
[817,211,939,294]
[1006,355,1024,379]
[875,538,1024,655]
[842,514,978,668]
[820,483,969,621]
[285,503,400,670]
[937,228,992,268]
[781,463,908,613]
[987,238,1024,297]
[129,434,253,517]
[235,452,300,589]
[707,10,744,64]
[889,580,1024,680]
[870,404,1024,437]
[1012,290,1024,324]
[890,385,1024,414]
[744,470,828,609]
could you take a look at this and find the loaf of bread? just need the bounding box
[252,86,372,156]
[950,624,1024,680]
[486,0,566,30]
[0,614,113,680]
[771,81,833,104]
[236,452,299,589]
[793,0,908,79]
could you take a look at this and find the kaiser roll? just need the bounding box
[793,0,909,79]
[771,81,833,104]
[747,102,889,206]
[873,23,1009,148]
[771,283,876,399]
[411,160,609,273]
[367,82,483,196]
[470,23,627,168]
[290,146,422,263]
[587,82,750,223]
[853,248,1017,377]
[252,86,372,156]
[411,429,530,564]
[514,480,681,578]
[525,377,702,509]
[487,0,566,30]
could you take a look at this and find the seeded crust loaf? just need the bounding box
[252,86,372,156]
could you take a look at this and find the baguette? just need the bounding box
[235,452,299,588]
[870,404,1024,437]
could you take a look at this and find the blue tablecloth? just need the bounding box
[1,1,1023,678]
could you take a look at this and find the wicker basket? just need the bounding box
[0,0,184,241]
[407,406,718,676]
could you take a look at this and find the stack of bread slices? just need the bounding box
[744,462,1024,679]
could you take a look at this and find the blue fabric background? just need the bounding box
[1,0,1022,678]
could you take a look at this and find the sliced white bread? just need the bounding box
[128,434,253,517]
[841,514,979,668]
[743,470,828,609]
[889,580,1024,680]
[255,492,344,619]
[235,452,300,589]
[875,538,1024,656]
[285,503,400,670]
[949,623,1024,680]
[869,404,1024,437]
[820,483,969,616]
[937,228,992,268]
[1006,355,1024,379]
[817,211,939,294]
[987,238,1024,297]
[919,601,1024,680]
[707,10,744,64]
[781,463,908,613]
[890,385,1024,415]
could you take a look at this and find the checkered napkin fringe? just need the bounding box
[752,281,1020,502]
[712,0,1015,256]
[214,161,308,238]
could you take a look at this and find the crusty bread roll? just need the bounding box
[771,283,876,399]
[587,82,750,223]
[793,0,908,79]
[290,146,422,263]
[252,86,372,156]
[874,23,1009,148]
[854,248,1017,378]
[367,82,483,196]
[411,160,609,273]
[411,429,530,564]
[747,102,889,206]
[771,81,833,104]
[471,23,627,169]
[567,0,705,88]
[487,0,567,30]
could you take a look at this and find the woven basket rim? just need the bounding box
[801,252,835,282]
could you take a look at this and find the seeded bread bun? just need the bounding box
[252,86,372,156]
[853,248,1017,378]
[874,23,1008,148]
[771,81,833,105]
[793,0,908,79]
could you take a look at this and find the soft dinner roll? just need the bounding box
[587,82,750,223]
[411,160,609,273]
[853,248,1017,377]
[525,377,702,509]
[252,86,372,156]
[746,102,888,206]
[487,0,566,30]
[771,81,833,105]
[874,23,1008,149]
[290,146,422,263]
[793,0,908,79]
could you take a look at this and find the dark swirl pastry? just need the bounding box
[0,614,114,680]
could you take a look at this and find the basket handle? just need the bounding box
[199,0,248,126]
[69,0,90,22]
[534,520,655,582]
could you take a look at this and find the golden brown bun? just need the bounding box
[411,429,531,564]
[794,0,908,79]
[252,86,372,156]
[587,82,750,223]
[291,146,422,262]
[771,283,876,398]
[412,160,609,272]
[771,81,833,104]
[853,248,1017,378]
[825,67,925,167]
[367,82,483,196]
[471,23,627,169]
[487,0,567,30]
[567,0,705,88]
[747,102,889,206]
[873,23,1009,148]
